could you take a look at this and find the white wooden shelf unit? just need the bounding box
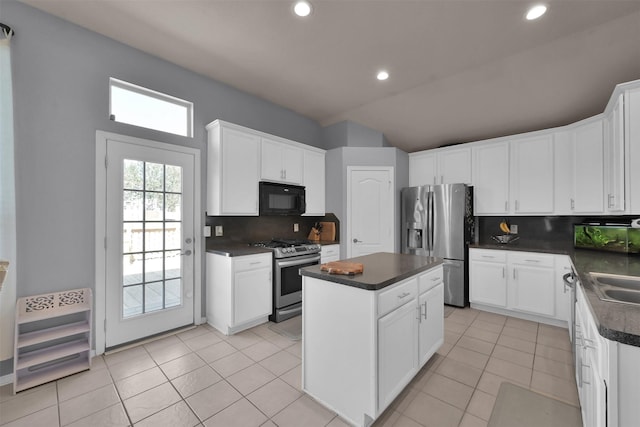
[13,288,92,393]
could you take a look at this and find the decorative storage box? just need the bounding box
[574,224,640,254]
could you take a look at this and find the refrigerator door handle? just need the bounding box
[429,190,435,254]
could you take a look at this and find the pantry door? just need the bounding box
[347,166,395,258]
[101,135,198,349]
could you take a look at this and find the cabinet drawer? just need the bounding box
[470,249,507,263]
[233,254,272,271]
[378,278,418,318]
[321,245,339,257]
[419,267,443,294]
[508,252,554,268]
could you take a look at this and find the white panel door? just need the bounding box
[347,167,394,258]
[105,139,195,348]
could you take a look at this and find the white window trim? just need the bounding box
[109,78,194,138]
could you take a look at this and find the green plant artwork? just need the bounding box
[574,225,640,253]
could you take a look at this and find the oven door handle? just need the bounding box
[277,254,321,268]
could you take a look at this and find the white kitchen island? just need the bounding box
[300,252,444,427]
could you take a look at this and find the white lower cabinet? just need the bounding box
[575,285,607,427]
[418,269,444,366]
[302,265,443,426]
[320,244,340,263]
[378,298,419,410]
[508,252,556,317]
[470,249,568,326]
[469,250,507,308]
[206,252,272,335]
[574,282,640,427]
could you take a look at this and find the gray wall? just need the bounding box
[5,0,322,300]
[1,1,411,372]
[323,120,390,149]
[326,147,409,258]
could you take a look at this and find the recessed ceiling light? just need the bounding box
[377,70,389,81]
[293,1,312,17]
[526,4,547,20]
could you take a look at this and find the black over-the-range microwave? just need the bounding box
[259,182,306,216]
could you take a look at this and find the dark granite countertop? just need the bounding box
[206,240,340,257]
[206,243,273,257]
[471,242,640,347]
[299,252,443,291]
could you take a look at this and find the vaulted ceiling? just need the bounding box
[20,0,640,152]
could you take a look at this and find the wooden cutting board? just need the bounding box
[320,261,364,276]
[319,222,336,241]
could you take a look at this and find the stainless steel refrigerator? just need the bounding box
[401,184,474,307]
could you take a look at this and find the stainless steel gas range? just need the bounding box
[251,239,321,323]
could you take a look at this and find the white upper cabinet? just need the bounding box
[553,130,574,215]
[472,141,510,215]
[437,147,472,184]
[261,137,303,185]
[409,147,471,187]
[573,119,605,214]
[510,134,554,214]
[207,120,325,216]
[207,122,260,216]
[605,94,625,212]
[303,149,326,216]
[409,152,437,186]
[627,87,640,214]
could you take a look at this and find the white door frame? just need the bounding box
[95,130,202,355]
[346,166,395,258]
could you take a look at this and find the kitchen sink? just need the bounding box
[588,272,640,305]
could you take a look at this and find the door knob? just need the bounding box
[185,237,192,244]
[353,238,361,243]
[181,250,192,256]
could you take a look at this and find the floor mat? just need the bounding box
[268,315,302,341]
[488,382,582,427]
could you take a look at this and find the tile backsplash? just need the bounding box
[477,215,640,249]
[205,213,340,246]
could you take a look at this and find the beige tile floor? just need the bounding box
[0,307,579,427]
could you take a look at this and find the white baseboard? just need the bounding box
[0,372,13,386]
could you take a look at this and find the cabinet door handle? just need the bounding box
[440,175,444,184]
[416,306,421,320]
[431,277,440,282]
[524,259,540,263]
[422,301,428,319]
[513,268,516,280]
[608,194,614,208]
[570,198,575,210]
[505,201,508,211]
[482,255,495,259]
[502,267,505,278]
[515,200,519,211]
[397,292,411,299]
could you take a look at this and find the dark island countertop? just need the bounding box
[470,242,640,347]
[300,252,443,291]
